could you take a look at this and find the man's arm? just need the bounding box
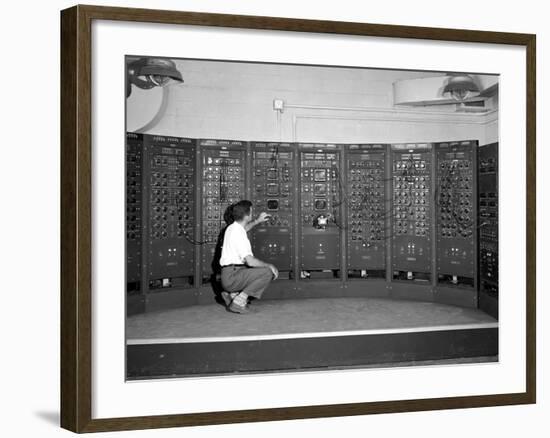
[243,255,269,268]
[244,255,279,280]
[245,212,271,232]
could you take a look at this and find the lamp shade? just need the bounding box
[132,58,183,82]
[443,75,480,101]
[127,58,183,97]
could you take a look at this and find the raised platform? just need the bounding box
[126,278,481,316]
[126,297,498,379]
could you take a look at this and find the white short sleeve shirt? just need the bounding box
[219,221,253,266]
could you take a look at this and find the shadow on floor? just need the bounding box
[34,410,59,427]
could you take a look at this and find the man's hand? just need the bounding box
[245,212,272,232]
[268,264,279,280]
[257,212,271,223]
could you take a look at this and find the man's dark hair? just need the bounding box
[223,204,235,225]
[231,200,252,222]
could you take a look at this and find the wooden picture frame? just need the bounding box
[60,4,536,433]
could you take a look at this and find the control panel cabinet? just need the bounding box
[124,133,498,313]
[126,132,143,293]
[390,143,433,281]
[435,140,477,287]
[250,142,295,277]
[145,135,196,288]
[478,142,498,316]
[199,139,247,281]
[299,144,343,278]
[346,144,388,278]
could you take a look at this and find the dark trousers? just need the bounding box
[220,266,273,299]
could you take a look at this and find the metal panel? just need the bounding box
[390,143,433,281]
[145,135,196,289]
[250,142,295,274]
[435,140,477,288]
[125,133,143,293]
[198,139,247,282]
[478,142,499,318]
[345,144,388,278]
[298,143,343,276]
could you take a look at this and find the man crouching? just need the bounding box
[219,200,278,314]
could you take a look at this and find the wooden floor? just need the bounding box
[126,297,498,344]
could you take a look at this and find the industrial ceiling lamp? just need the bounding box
[443,74,480,101]
[126,57,184,98]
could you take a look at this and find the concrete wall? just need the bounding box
[483,95,499,145]
[127,59,497,146]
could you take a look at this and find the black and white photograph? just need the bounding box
[125,56,499,379]
[2,0,544,435]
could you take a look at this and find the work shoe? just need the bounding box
[227,293,249,314]
[221,291,238,307]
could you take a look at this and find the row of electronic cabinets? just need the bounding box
[126,133,498,296]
